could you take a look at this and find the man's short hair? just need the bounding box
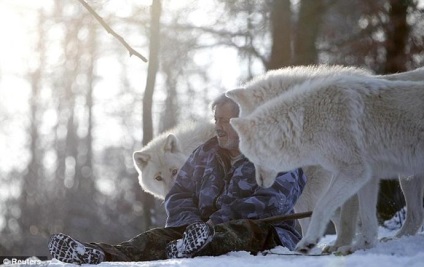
[211,93,240,116]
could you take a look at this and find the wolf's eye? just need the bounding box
[171,169,178,176]
[155,175,163,181]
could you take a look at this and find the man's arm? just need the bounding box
[164,141,220,227]
[164,152,202,227]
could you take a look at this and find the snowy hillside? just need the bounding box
[10,227,424,267]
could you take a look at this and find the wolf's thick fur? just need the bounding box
[380,66,424,81]
[227,65,424,253]
[228,65,370,117]
[230,73,424,253]
[133,121,215,199]
[227,65,424,117]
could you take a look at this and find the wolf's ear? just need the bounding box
[226,88,253,116]
[164,134,182,153]
[133,151,150,168]
[225,88,245,105]
[230,118,255,134]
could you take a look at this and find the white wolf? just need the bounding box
[133,121,215,199]
[226,65,424,253]
[229,72,424,253]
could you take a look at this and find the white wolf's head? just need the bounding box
[225,88,263,117]
[133,134,187,199]
[230,117,280,188]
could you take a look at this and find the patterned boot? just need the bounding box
[48,233,105,264]
[383,207,407,230]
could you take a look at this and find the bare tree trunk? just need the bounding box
[77,16,96,195]
[51,1,88,237]
[19,9,46,255]
[160,66,178,132]
[378,0,413,222]
[267,0,292,70]
[293,0,324,65]
[71,15,100,238]
[141,0,162,229]
[383,0,411,73]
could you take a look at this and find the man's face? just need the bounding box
[214,102,240,155]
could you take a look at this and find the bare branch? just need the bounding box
[168,23,269,66]
[77,0,148,62]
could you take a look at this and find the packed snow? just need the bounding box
[7,227,424,267]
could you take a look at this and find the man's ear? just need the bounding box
[133,151,150,168]
[164,134,182,153]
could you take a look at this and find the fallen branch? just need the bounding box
[258,211,313,224]
[77,0,148,62]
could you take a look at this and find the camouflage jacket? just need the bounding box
[164,137,306,250]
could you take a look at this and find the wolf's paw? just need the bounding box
[323,238,354,254]
[335,237,377,255]
[322,244,339,254]
[354,236,377,250]
[334,245,355,255]
[295,239,319,254]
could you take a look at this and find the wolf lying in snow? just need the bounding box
[226,65,424,253]
[228,66,424,253]
[133,121,215,199]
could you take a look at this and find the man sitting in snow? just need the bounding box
[48,93,306,264]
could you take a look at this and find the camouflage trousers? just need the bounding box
[93,219,281,262]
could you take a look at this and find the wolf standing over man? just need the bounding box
[47,93,306,264]
[228,68,424,254]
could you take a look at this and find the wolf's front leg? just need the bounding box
[295,170,370,254]
[323,194,358,253]
[336,179,379,255]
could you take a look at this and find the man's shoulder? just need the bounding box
[194,136,219,154]
[183,137,220,165]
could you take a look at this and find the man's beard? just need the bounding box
[218,137,239,151]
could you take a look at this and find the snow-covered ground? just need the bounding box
[8,227,424,267]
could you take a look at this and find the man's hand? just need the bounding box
[166,221,215,258]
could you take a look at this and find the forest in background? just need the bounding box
[0,0,423,257]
